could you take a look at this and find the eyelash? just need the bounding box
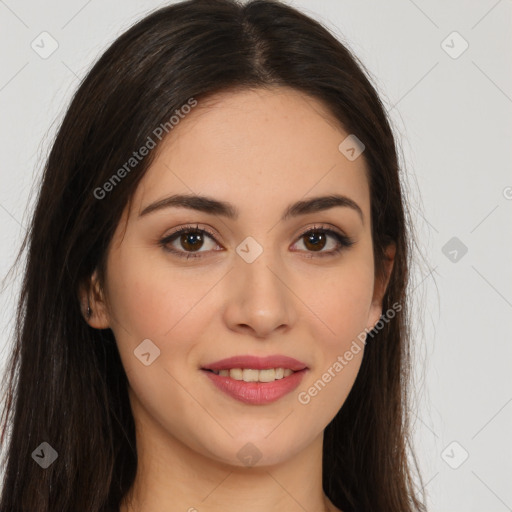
[158,224,355,260]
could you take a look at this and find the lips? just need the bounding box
[201,355,309,404]
[201,354,308,372]
[202,367,308,405]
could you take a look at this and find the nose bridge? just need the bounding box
[236,237,287,303]
[223,236,296,335]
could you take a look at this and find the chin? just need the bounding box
[203,434,307,469]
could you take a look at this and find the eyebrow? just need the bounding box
[138,193,364,223]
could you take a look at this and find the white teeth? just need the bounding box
[243,369,259,382]
[211,367,297,382]
[229,368,243,380]
[257,369,276,382]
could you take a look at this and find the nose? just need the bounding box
[222,251,298,339]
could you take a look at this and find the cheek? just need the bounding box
[296,261,375,344]
[105,251,220,376]
[297,275,370,415]
[292,261,373,407]
[106,249,202,335]
[299,350,364,411]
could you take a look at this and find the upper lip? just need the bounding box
[202,355,308,372]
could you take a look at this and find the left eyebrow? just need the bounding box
[138,193,364,224]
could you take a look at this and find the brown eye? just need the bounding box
[159,225,221,259]
[159,224,355,260]
[179,231,205,252]
[302,230,327,252]
[292,226,355,258]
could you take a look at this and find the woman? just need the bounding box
[0,0,426,510]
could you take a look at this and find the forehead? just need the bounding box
[131,86,370,221]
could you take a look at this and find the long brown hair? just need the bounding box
[0,1,426,510]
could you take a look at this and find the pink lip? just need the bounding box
[202,368,308,405]
[202,355,308,371]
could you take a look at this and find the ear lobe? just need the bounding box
[78,269,110,329]
[366,242,396,331]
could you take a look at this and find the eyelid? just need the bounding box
[292,223,347,241]
[290,224,355,258]
[160,223,220,244]
[158,224,222,259]
[159,223,355,259]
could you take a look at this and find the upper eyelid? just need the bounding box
[162,224,349,247]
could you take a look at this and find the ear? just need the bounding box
[366,242,396,331]
[78,269,111,329]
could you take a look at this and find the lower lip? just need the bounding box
[202,369,308,405]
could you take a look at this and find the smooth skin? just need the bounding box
[82,86,395,512]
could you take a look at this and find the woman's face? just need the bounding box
[89,86,393,467]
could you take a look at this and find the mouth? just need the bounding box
[202,367,298,382]
[202,354,308,370]
[200,355,308,404]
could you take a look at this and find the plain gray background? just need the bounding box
[0,1,511,510]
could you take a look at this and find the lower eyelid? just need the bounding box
[160,226,354,257]
[160,230,219,256]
